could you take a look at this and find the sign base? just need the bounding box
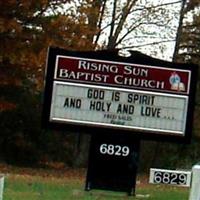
[85,133,140,195]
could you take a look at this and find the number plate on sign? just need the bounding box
[149,168,191,187]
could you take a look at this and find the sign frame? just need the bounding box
[42,47,198,143]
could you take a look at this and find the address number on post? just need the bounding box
[99,144,130,156]
[149,168,191,187]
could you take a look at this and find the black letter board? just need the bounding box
[42,47,198,143]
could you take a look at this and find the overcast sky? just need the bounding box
[99,0,183,61]
[61,0,183,61]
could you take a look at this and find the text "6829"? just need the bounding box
[99,144,130,156]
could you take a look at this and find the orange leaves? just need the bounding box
[0,18,22,33]
[0,0,17,9]
[0,0,101,93]
[0,100,16,112]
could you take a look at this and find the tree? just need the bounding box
[173,0,200,136]
[90,0,183,60]
[63,0,183,59]
[0,0,98,166]
[1,0,195,168]
[0,0,97,93]
[173,0,200,64]
[159,0,200,170]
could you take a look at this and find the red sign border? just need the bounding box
[54,55,191,95]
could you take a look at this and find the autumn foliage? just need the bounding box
[0,0,97,166]
[0,0,200,168]
[0,0,98,109]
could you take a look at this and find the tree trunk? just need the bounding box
[173,0,187,61]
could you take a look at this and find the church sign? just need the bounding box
[42,47,197,142]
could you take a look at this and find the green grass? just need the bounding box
[136,185,189,200]
[2,174,190,200]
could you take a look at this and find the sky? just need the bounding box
[97,0,183,61]
[59,0,184,61]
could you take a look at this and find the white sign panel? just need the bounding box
[149,168,191,187]
[50,81,188,135]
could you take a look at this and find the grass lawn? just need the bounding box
[0,165,190,200]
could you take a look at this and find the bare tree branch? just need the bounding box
[121,39,176,49]
[94,0,107,47]
[172,0,187,61]
[109,0,117,39]
[107,0,137,49]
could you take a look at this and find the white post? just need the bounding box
[0,175,4,200]
[189,164,200,200]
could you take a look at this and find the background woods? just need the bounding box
[0,0,95,166]
[0,0,200,170]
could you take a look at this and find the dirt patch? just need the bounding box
[0,162,86,180]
